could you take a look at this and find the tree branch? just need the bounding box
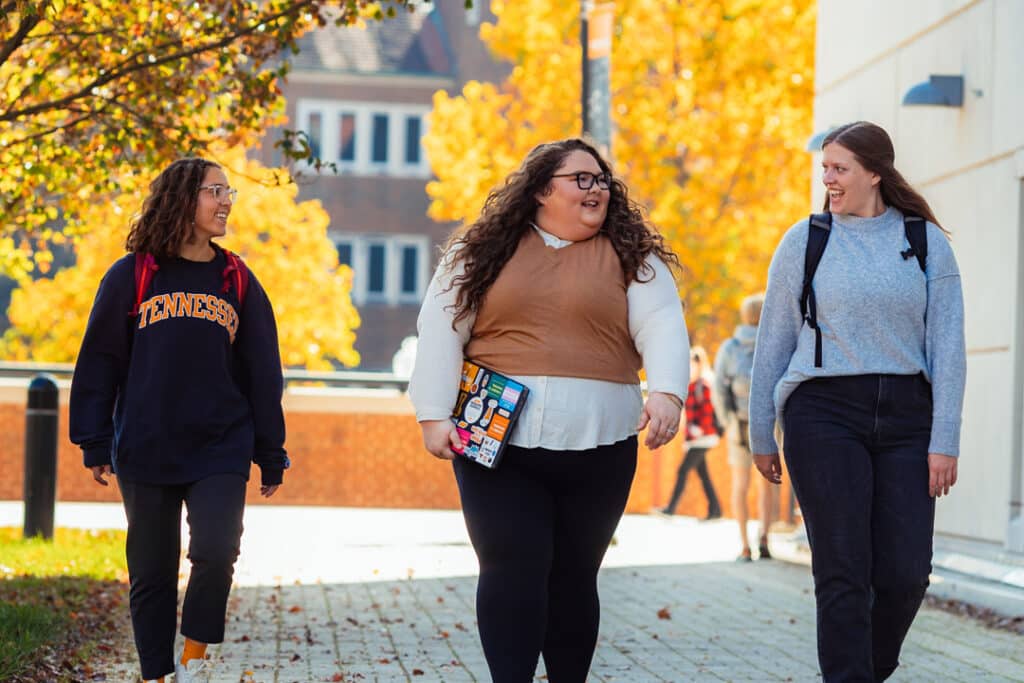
[0,4,41,69]
[0,1,319,122]
[3,111,95,146]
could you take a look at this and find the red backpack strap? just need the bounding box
[131,253,158,316]
[221,249,249,307]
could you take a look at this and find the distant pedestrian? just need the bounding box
[410,138,688,682]
[712,293,777,561]
[70,158,288,683]
[749,121,966,682]
[660,346,722,520]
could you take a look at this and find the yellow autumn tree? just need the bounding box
[424,0,815,347]
[0,144,360,369]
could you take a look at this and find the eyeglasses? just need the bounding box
[198,184,238,203]
[550,171,612,191]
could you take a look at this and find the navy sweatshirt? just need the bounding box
[70,245,289,486]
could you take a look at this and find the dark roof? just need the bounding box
[291,5,453,77]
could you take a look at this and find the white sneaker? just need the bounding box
[174,658,212,683]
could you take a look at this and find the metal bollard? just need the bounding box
[23,374,59,540]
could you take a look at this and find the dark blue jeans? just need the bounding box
[453,436,637,683]
[783,374,934,683]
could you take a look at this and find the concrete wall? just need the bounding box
[814,0,1024,547]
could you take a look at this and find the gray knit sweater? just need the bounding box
[748,206,966,456]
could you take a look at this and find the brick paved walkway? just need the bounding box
[14,504,1023,682]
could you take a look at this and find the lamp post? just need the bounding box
[581,1,614,156]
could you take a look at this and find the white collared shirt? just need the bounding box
[409,225,689,451]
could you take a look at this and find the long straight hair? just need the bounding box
[822,122,948,234]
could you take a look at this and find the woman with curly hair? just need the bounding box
[70,158,288,683]
[409,138,688,682]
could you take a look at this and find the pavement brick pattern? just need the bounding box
[173,561,1024,683]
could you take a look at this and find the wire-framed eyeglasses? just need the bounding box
[550,171,612,191]
[198,184,238,203]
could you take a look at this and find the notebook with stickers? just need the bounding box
[451,360,530,469]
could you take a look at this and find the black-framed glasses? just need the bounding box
[551,171,612,191]
[198,184,238,203]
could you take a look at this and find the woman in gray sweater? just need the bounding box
[748,121,966,682]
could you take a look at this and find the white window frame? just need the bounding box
[334,234,431,305]
[296,100,430,178]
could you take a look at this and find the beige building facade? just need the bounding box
[811,0,1024,550]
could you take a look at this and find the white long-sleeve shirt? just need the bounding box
[409,226,689,451]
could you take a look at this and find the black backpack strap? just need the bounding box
[801,212,832,368]
[901,216,927,273]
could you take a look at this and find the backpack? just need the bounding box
[129,250,250,318]
[800,212,927,368]
[723,338,755,422]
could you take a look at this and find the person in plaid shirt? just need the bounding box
[659,346,722,518]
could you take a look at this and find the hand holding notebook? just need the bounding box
[450,360,530,469]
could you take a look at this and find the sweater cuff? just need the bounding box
[749,421,779,456]
[928,419,961,457]
[259,466,284,486]
[83,445,112,469]
[416,406,455,422]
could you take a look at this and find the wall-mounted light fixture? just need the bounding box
[902,75,964,107]
[805,127,835,152]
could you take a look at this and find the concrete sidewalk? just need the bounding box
[4,502,1024,682]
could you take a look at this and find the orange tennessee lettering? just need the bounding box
[137,299,154,328]
[173,292,192,317]
[204,294,219,321]
[162,293,178,319]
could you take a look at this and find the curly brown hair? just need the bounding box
[444,138,680,324]
[125,157,221,258]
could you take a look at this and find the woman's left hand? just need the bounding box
[261,484,280,498]
[928,453,958,498]
[637,391,682,450]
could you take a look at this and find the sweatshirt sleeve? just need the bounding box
[70,256,135,468]
[235,269,289,486]
[628,255,689,402]
[408,254,475,422]
[749,223,807,455]
[924,226,966,456]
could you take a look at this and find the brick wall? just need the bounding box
[0,383,792,521]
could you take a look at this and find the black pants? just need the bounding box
[663,446,721,516]
[119,473,247,680]
[453,436,637,683]
[783,374,934,683]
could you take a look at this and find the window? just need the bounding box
[367,243,387,297]
[336,241,353,267]
[371,114,389,164]
[307,111,322,159]
[338,112,356,162]
[333,235,430,305]
[400,245,419,295]
[296,100,430,177]
[405,116,421,165]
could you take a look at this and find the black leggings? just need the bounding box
[453,436,637,683]
[663,446,721,515]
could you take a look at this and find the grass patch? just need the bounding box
[0,527,129,682]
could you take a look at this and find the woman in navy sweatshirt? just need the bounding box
[70,158,288,683]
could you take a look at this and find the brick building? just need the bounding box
[254,0,507,370]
